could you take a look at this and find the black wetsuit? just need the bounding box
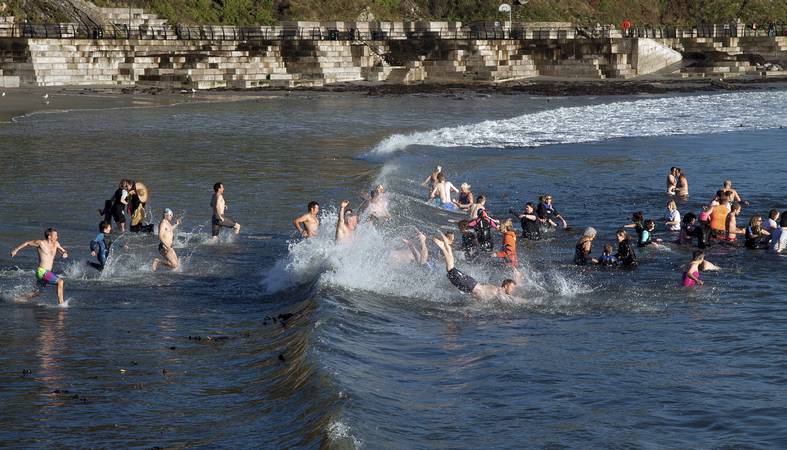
[447,267,477,294]
[111,189,126,224]
[537,202,561,226]
[615,238,638,267]
[520,215,542,240]
[574,241,592,265]
[474,208,494,252]
[745,227,763,249]
[461,231,480,261]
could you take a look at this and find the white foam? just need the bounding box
[327,420,362,449]
[370,91,787,155]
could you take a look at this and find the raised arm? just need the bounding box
[336,200,348,239]
[10,240,39,258]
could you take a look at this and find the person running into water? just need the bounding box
[110,179,130,233]
[433,231,516,301]
[151,209,181,272]
[492,219,518,268]
[335,200,358,243]
[665,200,681,231]
[421,166,441,192]
[366,185,391,225]
[428,172,459,210]
[537,194,568,229]
[88,221,113,271]
[615,229,638,267]
[666,167,678,195]
[452,183,474,211]
[575,227,598,265]
[292,201,320,238]
[10,227,68,304]
[682,250,720,287]
[210,182,241,239]
[513,202,544,241]
[744,215,770,250]
[401,228,430,266]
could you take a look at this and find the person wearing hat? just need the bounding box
[452,182,474,212]
[151,208,181,272]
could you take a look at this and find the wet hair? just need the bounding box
[683,212,697,224]
[731,202,741,212]
[692,250,705,260]
[345,208,354,217]
[666,200,677,210]
[632,211,644,222]
[99,221,110,231]
[44,227,56,239]
[457,220,469,233]
[308,201,319,211]
[500,218,513,233]
[501,279,516,289]
[525,202,535,210]
[769,209,779,220]
[670,166,677,173]
[645,219,655,229]
[436,172,445,182]
[781,211,787,227]
[213,182,222,192]
[477,195,486,204]
[603,243,613,254]
[370,189,379,200]
[723,180,732,188]
[444,231,455,240]
[616,229,627,238]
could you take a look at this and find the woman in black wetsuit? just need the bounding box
[110,179,130,233]
[514,202,543,240]
[615,229,638,267]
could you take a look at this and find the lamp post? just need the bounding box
[499,3,512,29]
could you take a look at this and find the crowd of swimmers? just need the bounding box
[9,181,241,304]
[8,165,787,305]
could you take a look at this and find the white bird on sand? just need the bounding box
[42,93,49,99]
[1,92,5,97]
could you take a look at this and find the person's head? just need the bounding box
[444,231,455,244]
[543,194,553,204]
[616,229,628,242]
[632,211,644,223]
[370,189,379,200]
[460,182,471,192]
[731,202,741,214]
[524,202,535,213]
[375,184,385,194]
[749,215,762,228]
[692,250,705,262]
[163,208,174,219]
[666,200,677,211]
[119,179,126,189]
[500,218,513,233]
[582,227,597,240]
[213,182,223,193]
[477,195,486,205]
[44,227,57,242]
[645,219,655,231]
[99,221,111,233]
[781,211,787,227]
[676,167,683,176]
[603,243,613,254]
[501,279,516,295]
[683,212,697,225]
[436,172,445,182]
[670,166,678,175]
[308,201,319,215]
[723,180,732,189]
[345,209,357,228]
[769,209,779,221]
[702,204,712,212]
[435,165,441,174]
[458,220,469,233]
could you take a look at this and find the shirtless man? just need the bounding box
[421,165,441,191]
[666,167,678,195]
[676,168,689,198]
[335,200,358,243]
[152,209,181,272]
[211,182,241,239]
[292,201,320,238]
[10,227,68,304]
[367,185,391,224]
[433,231,516,301]
[428,172,459,210]
[719,180,744,204]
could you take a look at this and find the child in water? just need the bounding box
[598,243,618,266]
[638,219,662,247]
[682,250,720,287]
[88,221,113,271]
[492,219,518,268]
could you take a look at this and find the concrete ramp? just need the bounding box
[633,38,682,75]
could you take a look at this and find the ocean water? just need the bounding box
[1,89,786,448]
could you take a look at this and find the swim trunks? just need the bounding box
[35,267,59,286]
[447,267,477,294]
[211,216,237,237]
[441,202,456,211]
[158,242,171,258]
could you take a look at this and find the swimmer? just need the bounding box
[638,219,662,247]
[88,221,113,271]
[666,167,678,195]
[665,200,681,231]
[598,243,618,266]
[211,182,241,239]
[682,250,720,287]
[292,201,320,238]
[724,202,745,242]
[110,179,130,233]
[10,227,68,304]
[492,219,518,268]
[574,227,598,265]
[624,211,645,241]
[676,168,689,198]
[744,215,770,250]
[401,228,429,266]
[151,208,181,272]
[615,229,638,267]
[452,183,474,211]
[512,202,544,241]
[768,212,787,254]
[335,200,358,243]
[537,194,568,229]
[421,165,442,191]
[433,231,516,301]
[428,172,459,210]
[367,185,391,224]
[720,180,744,204]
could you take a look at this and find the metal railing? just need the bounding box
[7,22,786,41]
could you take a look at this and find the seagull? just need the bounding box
[42,93,49,99]
[1,92,5,97]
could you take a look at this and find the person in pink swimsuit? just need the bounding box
[682,250,720,287]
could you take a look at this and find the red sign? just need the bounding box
[621,19,632,30]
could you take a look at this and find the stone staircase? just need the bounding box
[678,37,756,78]
[0,16,14,38]
[280,41,363,85]
[536,57,606,79]
[99,7,172,39]
[0,38,38,86]
[464,40,538,81]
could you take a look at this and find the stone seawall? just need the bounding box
[0,34,785,89]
